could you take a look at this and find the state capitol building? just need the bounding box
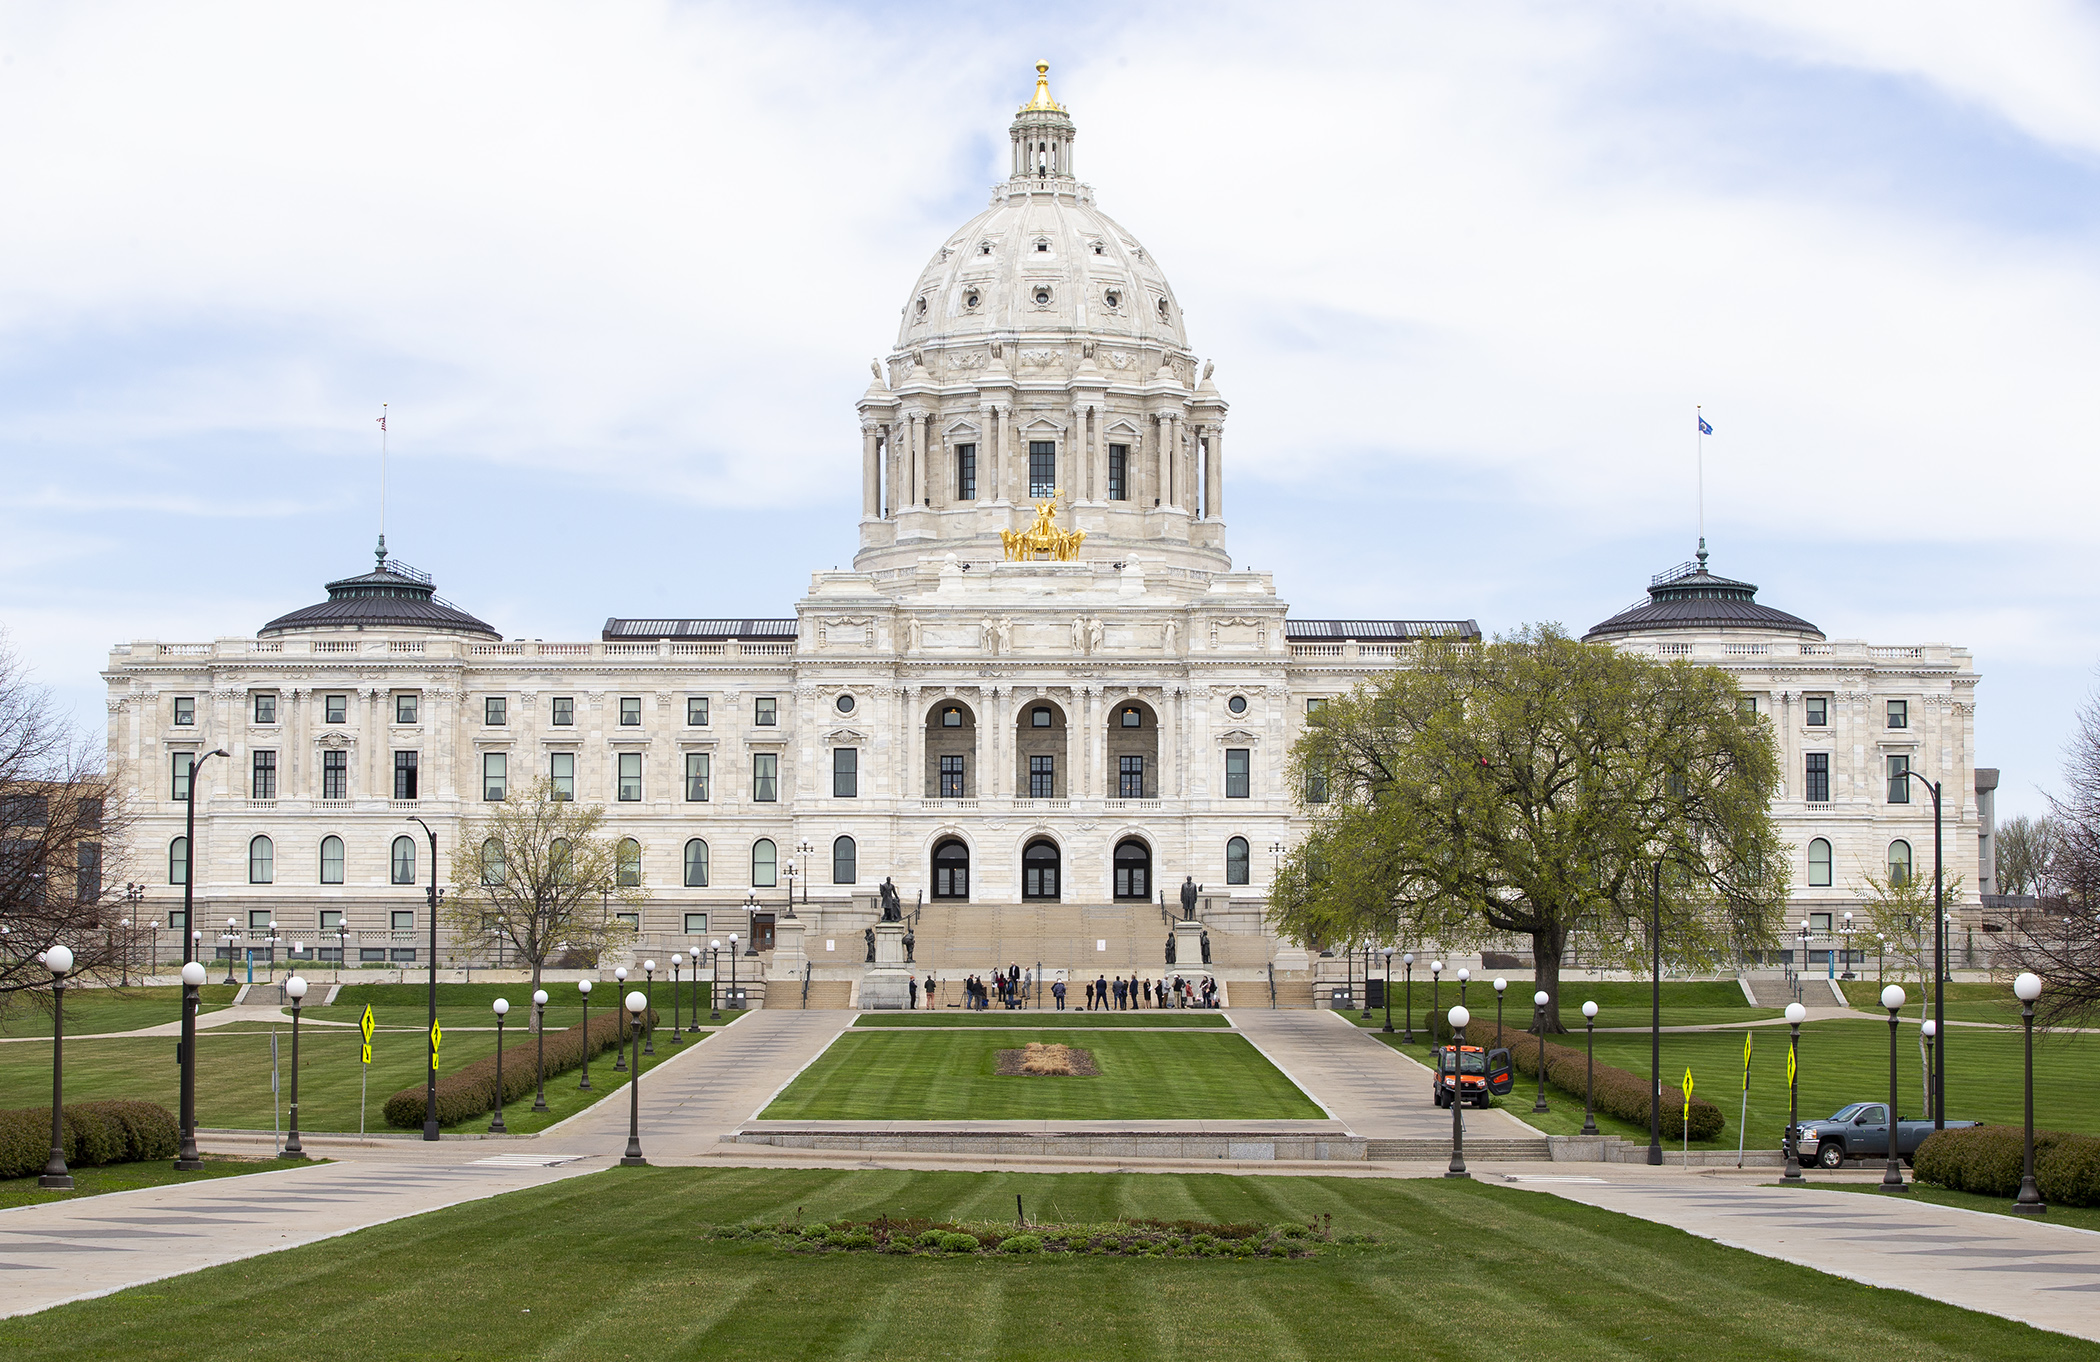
[101,66,1996,1004]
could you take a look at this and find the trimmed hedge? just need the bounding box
[0,1100,180,1179]
[1915,1124,2100,1207]
[382,1006,656,1129]
[1423,1014,1725,1141]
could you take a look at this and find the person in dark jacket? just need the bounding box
[1052,979,1066,1010]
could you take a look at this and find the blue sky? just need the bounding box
[2,0,2097,818]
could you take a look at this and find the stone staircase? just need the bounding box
[1271,979,1315,1008]
[1743,973,1803,1008]
[1364,1135,1553,1161]
[910,901,1199,979]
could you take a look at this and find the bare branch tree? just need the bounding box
[1999,686,2100,1028]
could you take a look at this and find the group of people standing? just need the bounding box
[912,968,1222,1010]
[947,965,1029,1010]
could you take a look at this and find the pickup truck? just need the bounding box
[1787,1103,1979,1168]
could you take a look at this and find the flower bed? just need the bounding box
[699,1215,1375,1258]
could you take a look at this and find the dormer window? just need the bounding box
[1034,239,1050,253]
[915,296,928,318]
[1091,241,1106,256]
[979,241,992,255]
[1156,297,1170,319]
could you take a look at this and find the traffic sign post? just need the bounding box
[1682,1068,1695,1158]
[358,1005,375,1136]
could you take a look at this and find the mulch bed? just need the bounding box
[995,1043,1100,1077]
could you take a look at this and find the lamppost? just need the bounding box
[531,989,549,1113]
[1361,943,1374,1021]
[1430,960,1443,1039]
[1648,859,1664,1167]
[795,838,814,907]
[1381,947,1395,1033]
[728,933,741,1005]
[1839,911,1855,980]
[122,882,144,985]
[577,979,594,1090]
[1922,1019,1937,1125]
[641,960,656,1056]
[1879,983,1909,1192]
[783,859,799,917]
[1402,953,1415,1043]
[1580,1000,1599,1135]
[742,892,759,956]
[221,919,241,986]
[38,945,75,1189]
[1796,919,1811,999]
[1445,1004,1471,1180]
[405,815,442,1142]
[1457,967,1470,1013]
[278,973,308,1159]
[1896,767,1947,1130]
[336,923,350,983]
[621,989,648,1166]
[177,748,228,975]
[175,959,207,1170]
[1531,990,1551,1113]
[688,936,703,1031]
[709,939,723,1020]
[1493,977,1507,1046]
[669,955,683,1044]
[611,966,629,1071]
[2013,972,2045,1214]
[1782,1001,1807,1181]
[1877,933,1887,984]
[489,997,509,1135]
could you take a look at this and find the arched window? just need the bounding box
[1113,838,1151,901]
[1807,838,1832,888]
[550,838,573,883]
[1888,840,1913,888]
[249,835,275,885]
[169,836,189,885]
[617,838,642,888]
[752,838,777,888]
[480,839,505,886]
[1226,836,1251,886]
[933,839,970,899]
[683,838,709,888]
[1023,839,1061,901]
[832,835,857,884]
[390,835,416,885]
[320,835,344,885]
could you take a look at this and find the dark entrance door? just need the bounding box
[753,913,776,952]
[933,839,970,899]
[1113,839,1151,900]
[1023,839,1061,900]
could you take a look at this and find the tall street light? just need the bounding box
[1530,990,1551,1113]
[2012,972,2045,1215]
[1493,978,1507,1047]
[1401,953,1415,1043]
[611,967,630,1071]
[669,955,683,1043]
[1782,1001,1807,1181]
[221,919,241,987]
[577,979,594,1089]
[405,816,442,1141]
[38,946,75,1190]
[530,989,549,1112]
[1879,984,1909,1193]
[283,975,308,1159]
[742,892,759,956]
[1580,1000,1599,1135]
[1648,859,1664,1167]
[642,961,656,1056]
[1444,1004,1471,1180]
[728,933,741,1006]
[1430,960,1443,1041]
[1360,943,1373,1022]
[621,989,649,1166]
[709,939,723,1020]
[175,959,207,1170]
[1922,1019,1937,1123]
[489,997,509,1135]
[1381,946,1395,1033]
[1896,767,1946,1127]
[177,749,229,975]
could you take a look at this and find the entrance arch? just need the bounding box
[1022,838,1061,901]
[932,838,970,899]
[1113,838,1152,901]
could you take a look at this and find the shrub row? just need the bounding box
[1423,1013,1725,1141]
[382,1006,656,1129]
[1914,1125,2100,1207]
[0,1100,180,1179]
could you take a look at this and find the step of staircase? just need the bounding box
[1271,980,1315,1009]
[1363,1136,1552,1161]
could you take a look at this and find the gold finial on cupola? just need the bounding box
[1021,60,1064,112]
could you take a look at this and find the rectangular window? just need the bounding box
[393,751,419,800]
[753,753,778,801]
[687,696,709,726]
[319,908,342,929]
[618,752,642,802]
[1306,768,1329,804]
[549,752,575,800]
[1888,754,1910,803]
[1119,755,1144,799]
[620,696,642,726]
[359,947,388,962]
[76,843,101,905]
[551,696,574,726]
[483,752,507,801]
[251,750,277,800]
[684,752,710,801]
[172,752,194,802]
[1887,700,1908,729]
[1107,443,1128,500]
[615,911,640,930]
[253,692,277,724]
[684,911,709,935]
[1805,696,1828,726]
[755,696,778,726]
[322,750,347,800]
[1029,440,1056,499]
[956,443,976,500]
[484,696,507,726]
[1805,752,1830,803]
[168,908,188,931]
[940,754,965,799]
[1029,754,1055,799]
[395,694,418,724]
[1737,695,1758,717]
[391,910,415,932]
[173,696,195,726]
[1306,698,1327,715]
[1225,748,1251,799]
[833,748,857,798]
[324,694,347,724]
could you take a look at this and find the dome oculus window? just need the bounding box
[963,288,981,310]
[1155,297,1170,319]
[835,694,856,715]
[1103,288,1121,310]
[1033,286,1053,308]
[915,296,928,318]
[1227,694,1248,715]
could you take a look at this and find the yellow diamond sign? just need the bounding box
[360,1005,375,1043]
[430,1019,442,1072]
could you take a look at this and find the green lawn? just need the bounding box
[854,1012,1230,1028]
[1837,979,2025,1025]
[1,1167,2089,1359]
[327,980,715,1037]
[1358,979,1775,1035]
[762,1030,1321,1120]
[0,985,239,1038]
[0,1156,317,1210]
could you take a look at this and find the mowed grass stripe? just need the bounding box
[1,1168,2088,1361]
[760,1030,1321,1120]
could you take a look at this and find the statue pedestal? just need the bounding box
[860,922,913,1010]
[1166,920,1213,979]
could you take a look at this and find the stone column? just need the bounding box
[1206,426,1224,519]
[903,686,921,802]
[1155,414,1170,507]
[884,426,900,517]
[861,425,881,518]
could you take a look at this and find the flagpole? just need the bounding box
[1695,404,1704,560]
[378,403,389,562]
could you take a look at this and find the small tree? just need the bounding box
[444,778,644,1008]
[1857,866,1965,987]
[1994,814,2058,899]
[1999,689,2100,1028]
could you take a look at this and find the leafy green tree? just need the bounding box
[444,777,644,1006]
[1269,626,1789,1031]
[1857,865,1965,987]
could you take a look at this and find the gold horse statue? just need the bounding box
[1001,489,1086,562]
